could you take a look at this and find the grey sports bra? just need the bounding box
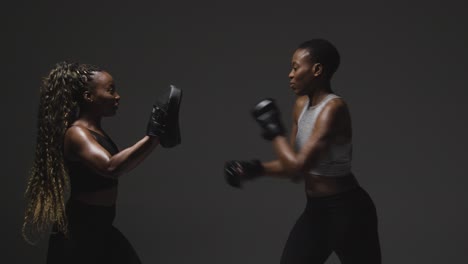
[295,94,352,177]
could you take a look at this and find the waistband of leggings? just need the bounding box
[305,186,369,203]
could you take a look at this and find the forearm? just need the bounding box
[251,99,301,174]
[271,136,303,173]
[107,136,160,177]
[271,135,324,175]
[261,160,294,179]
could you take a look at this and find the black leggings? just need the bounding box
[280,186,381,264]
[47,199,141,264]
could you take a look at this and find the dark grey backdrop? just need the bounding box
[5,0,468,263]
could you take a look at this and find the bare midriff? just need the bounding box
[304,173,359,197]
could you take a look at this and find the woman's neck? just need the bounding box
[307,83,332,107]
[75,111,103,131]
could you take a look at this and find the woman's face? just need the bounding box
[88,71,120,116]
[288,48,320,96]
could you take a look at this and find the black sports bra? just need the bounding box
[66,128,119,196]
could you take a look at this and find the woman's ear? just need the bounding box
[83,91,93,103]
[311,63,323,77]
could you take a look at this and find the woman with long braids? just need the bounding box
[225,39,381,263]
[23,61,182,264]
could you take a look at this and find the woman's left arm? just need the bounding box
[261,99,347,174]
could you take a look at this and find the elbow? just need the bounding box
[281,159,307,175]
[99,164,123,179]
[102,156,130,178]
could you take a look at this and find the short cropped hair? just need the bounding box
[297,39,340,79]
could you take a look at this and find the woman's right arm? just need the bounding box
[260,95,307,179]
[224,96,307,188]
[64,126,159,179]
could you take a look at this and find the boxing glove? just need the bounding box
[251,98,285,140]
[146,105,167,138]
[224,160,264,188]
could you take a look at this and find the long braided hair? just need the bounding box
[23,61,101,244]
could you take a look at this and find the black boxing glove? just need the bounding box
[224,160,264,188]
[146,104,167,138]
[251,98,285,140]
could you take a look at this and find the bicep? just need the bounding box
[65,128,114,176]
[290,122,298,147]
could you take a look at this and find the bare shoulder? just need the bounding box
[65,125,93,142]
[64,126,97,155]
[317,97,350,126]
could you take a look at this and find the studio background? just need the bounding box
[4,0,467,263]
